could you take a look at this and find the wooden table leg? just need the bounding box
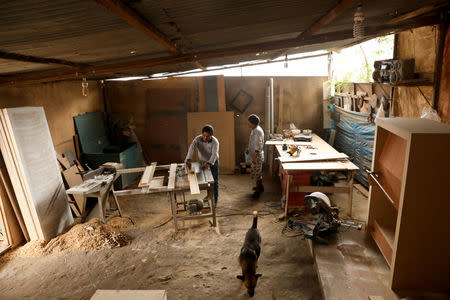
[110,186,123,217]
[284,175,292,218]
[348,170,355,217]
[97,193,105,222]
[169,191,178,232]
[209,185,216,227]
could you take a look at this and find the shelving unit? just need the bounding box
[367,117,450,293]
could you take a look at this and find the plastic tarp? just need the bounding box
[332,105,375,187]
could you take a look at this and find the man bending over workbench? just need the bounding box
[185,125,220,207]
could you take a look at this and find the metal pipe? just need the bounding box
[270,77,274,133]
[264,85,271,137]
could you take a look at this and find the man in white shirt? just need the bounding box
[246,114,264,199]
[185,125,220,206]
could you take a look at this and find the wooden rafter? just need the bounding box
[297,0,359,39]
[0,14,440,86]
[193,61,207,71]
[389,3,449,24]
[0,51,88,68]
[94,0,181,54]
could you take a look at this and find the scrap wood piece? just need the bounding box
[191,162,201,174]
[167,163,177,190]
[138,162,157,187]
[204,169,214,183]
[57,153,71,170]
[188,172,200,195]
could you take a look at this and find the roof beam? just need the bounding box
[297,0,359,39]
[94,0,181,54]
[0,14,440,86]
[389,3,448,24]
[0,51,88,68]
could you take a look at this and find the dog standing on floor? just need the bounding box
[237,211,262,297]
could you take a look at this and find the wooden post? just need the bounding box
[170,192,178,232]
[347,171,355,217]
[284,175,292,217]
[432,11,448,110]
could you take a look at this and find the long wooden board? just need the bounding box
[187,112,235,174]
[167,163,177,190]
[138,162,156,187]
[282,160,359,171]
[187,172,200,195]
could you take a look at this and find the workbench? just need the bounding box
[266,134,359,217]
[112,163,216,233]
[66,174,123,222]
[67,163,216,232]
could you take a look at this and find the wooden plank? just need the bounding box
[187,112,235,174]
[282,160,359,171]
[138,162,157,187]
[0,110,41,240]
[217,75,226,112]
[90,289,167,300]
[191,162,201,174]
[278,152,348,163]
[187,172,200,195]
[290,186,350,193]
[94,0,181,54]
[56,153,71,170]
[149,176,164,189]
[204,169,214,183]
[0,50,88,68]
[297,0,359,39]
[0,159,28,242]
[167,163,177,190]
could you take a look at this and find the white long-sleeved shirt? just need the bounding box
[186,135,219,165]
[248,125,264,157]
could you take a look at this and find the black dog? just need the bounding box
[237,211,262,297]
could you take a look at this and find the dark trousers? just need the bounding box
[210,160,219,205]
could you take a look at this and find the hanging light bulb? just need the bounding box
[353,4,365,39]
[284,54,288,69]
[81,77,88,97]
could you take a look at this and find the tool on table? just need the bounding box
[288,145,301,156]
[287,192,362,244]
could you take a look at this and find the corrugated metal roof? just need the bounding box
[0,0,446,81]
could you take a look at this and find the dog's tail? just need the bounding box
[252,211,258,229]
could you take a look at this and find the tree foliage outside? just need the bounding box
[332,35,394,83]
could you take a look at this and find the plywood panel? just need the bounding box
[225,77,326,164]
[187,112,235,174]
[438,24,450,124]
[3,107,73,241]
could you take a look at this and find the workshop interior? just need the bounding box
[0,1,449,299]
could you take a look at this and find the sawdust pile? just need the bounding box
[2,217,133,260]
[44,218,131,253]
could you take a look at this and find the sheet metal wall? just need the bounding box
[332,105,375,187]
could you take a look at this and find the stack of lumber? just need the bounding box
[57,151,85,217]
[0,107,73,241]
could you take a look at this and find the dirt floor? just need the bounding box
[0,173,325,300]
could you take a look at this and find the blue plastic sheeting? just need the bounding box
[332,105,375,187]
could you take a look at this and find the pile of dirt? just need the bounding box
[44,218,131,253]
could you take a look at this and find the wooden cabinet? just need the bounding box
[367,118,450,293]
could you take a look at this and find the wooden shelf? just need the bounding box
[390,78,433,86]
